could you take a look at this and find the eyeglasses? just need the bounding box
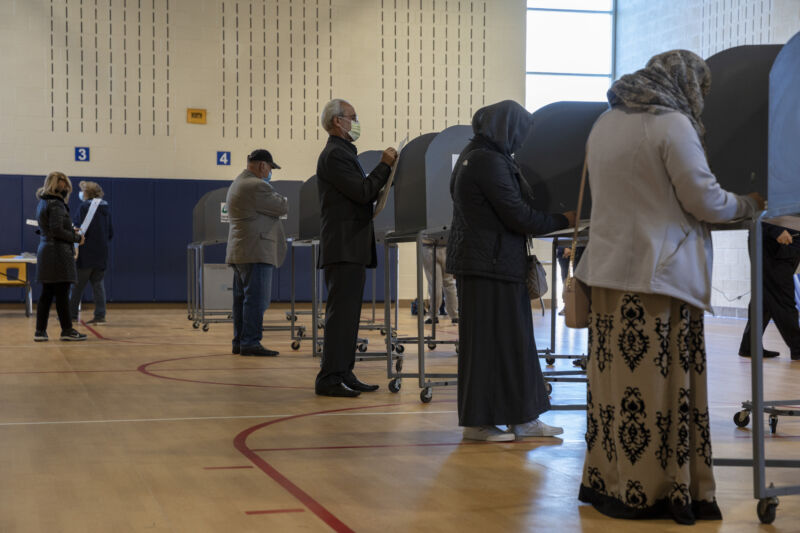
[338,114,358,122]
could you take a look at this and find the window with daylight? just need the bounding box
[525,0,615,113]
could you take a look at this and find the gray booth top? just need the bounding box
[393,125,473,236]
[271,180,303,240]
[768,32,800,219]
[703,44,782,199]
[193,180,303,243]
[514,101,608,218]
[192,187,228,243]
[357,150,396,242]
[298,175,319,241]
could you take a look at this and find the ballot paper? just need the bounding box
[373,135,408,219]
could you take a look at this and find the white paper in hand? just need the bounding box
[373,136,408,219]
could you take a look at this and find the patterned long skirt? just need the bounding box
[578,288,722,525]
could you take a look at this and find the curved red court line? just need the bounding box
[137,354,314,390]
[233,403,399,533]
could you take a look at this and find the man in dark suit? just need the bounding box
[739,223,800,360]
[315,98,398,397]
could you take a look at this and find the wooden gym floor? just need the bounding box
[0,302,798,532]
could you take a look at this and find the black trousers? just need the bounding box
[316,263,366,388]
[739,255,800,357]
[36,282,73,333]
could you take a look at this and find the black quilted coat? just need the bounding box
[35,194,82,283]
[446,101,568,282]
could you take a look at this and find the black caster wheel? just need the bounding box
[545,357,556,365]
[202,324,209,332]
[769,414,778,434]
[298,327,306,338]
[358,343,368,352]
[420,387,433,403]
[291,340,301,350]
[545,382,553,395]
[757,497,778,524]
[579,359,587,370]
[396,344,405,354]
[192,321,200,329]
[428,343,436,350]
[188,314,192,320]
[388,378,401,393]
[733,410,750,428]
[395,358,403,372]
[380,328,386,336]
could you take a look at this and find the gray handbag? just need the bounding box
[525,238,548,300]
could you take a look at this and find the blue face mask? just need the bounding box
[263,170,272,183]
[78,191,85,201]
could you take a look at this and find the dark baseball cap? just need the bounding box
[247,149,281,169]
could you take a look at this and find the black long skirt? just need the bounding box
[456,275,550,427]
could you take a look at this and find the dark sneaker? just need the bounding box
[232,344,240,355]
[86,317,106,325]
[60,329,88,341]
[34,330,49,342]
[240,344,278,356]
[424,317,439,324]
[451,318,459,325]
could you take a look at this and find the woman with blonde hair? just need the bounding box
[34,172,87,341]
[69,180,113,324]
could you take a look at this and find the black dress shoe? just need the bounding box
[315,382,361,397]
[240,344,279,356]
[232,344,240,354]
[739,349,779,358]
[344,377,380,392]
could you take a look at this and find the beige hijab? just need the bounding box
[608,49,711,141]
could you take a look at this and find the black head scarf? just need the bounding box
[608,49,711,141]
[471,100,534,157]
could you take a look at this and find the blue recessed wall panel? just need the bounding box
[109,179,155,301]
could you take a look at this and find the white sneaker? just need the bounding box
[510,419,564,438]
[462,425,516,442]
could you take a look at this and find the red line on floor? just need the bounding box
[0,369,138,375]
[203,465,254,470]
[80,320,106,339]
[137,355,313,390]
[245,509,305,515]
[233,403,399,533]
[252,440,534,452]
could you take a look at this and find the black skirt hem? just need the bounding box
[578,484,722,525]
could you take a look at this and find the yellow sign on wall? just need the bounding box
[186,108,207,124]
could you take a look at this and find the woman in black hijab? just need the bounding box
[446,100,575,441]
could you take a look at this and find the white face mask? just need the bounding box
[348,120,361,142]
[78,191,85,201]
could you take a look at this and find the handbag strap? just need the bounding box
[568,156,588,277]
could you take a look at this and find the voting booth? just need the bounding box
[192,187,229,244]
[703,44,783,197]
[298,176,320,241]
[271,180,303,240]
[514,101,608,218]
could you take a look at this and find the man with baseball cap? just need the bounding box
[225,149,288,356]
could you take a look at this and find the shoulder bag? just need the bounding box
[562,157,591,328]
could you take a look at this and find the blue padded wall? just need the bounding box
[1,174,397,303]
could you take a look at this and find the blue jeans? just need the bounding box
[232,263,274,348]
[69,268,107,321]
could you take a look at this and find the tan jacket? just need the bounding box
[225,169,289,266]
[575,108,758,311]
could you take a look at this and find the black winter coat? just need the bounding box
[317,135,391,268]
[74,200,113,270]
[35,194,82,283]
[446,139,568,283]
